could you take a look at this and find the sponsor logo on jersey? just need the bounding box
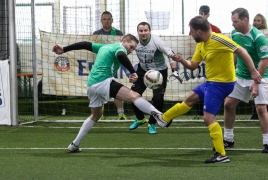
[55,57,70,71]
[136,49,155,53]
[260,46,268,52]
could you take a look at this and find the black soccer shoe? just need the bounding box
[205,152,230,163]
[262,144,268,153]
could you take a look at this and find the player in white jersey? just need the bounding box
[129,22,179,134]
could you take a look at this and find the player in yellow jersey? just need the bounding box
[152,16,261,163]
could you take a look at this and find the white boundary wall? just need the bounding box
[0,60,11,125]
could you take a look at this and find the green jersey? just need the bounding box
[87,43,127,86]
[232,26,268,79]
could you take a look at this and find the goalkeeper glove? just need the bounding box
[169,69,183,83]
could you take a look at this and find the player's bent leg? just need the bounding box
[162,102,192,122]
[161,91,198,123]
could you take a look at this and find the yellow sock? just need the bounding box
[208,122,226,156]
[162,102,191,122]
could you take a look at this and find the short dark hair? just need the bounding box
[137,22,151,31]
[231,8,249,20]
[189,16,211,32]
[199,5,210,15]
[122,34,139,44]
[101,11,113,19]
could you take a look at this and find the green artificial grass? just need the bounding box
[0,121,265,180]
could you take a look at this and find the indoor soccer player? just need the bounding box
[154,16,261,163]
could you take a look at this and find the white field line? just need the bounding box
[0,147,263,151]
[20,126,260,129]
[1,126,262,151]
[37,120,257,123]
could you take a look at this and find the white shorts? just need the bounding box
[228,78,268,104]
[87,78,113,107]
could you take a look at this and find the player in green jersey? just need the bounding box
[52,34,164,152]
[223,8,268,153]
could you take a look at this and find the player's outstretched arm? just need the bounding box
[52,45,64,55]
[52,42,93,54]
[170,54,199,70]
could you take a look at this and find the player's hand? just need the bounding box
[251,70,261,84]
[129,73,138,83]
[249,82,259,98]
[169,70,183,83]
[52,45,64,55]
[169,53,183,62]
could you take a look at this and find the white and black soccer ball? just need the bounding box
[143,70,163,89]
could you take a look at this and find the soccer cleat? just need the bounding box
[224,140,235,149]
[262,144,268,153]
[250,114,258,120]
[129,118,146,130]
[166,120,173,128]
[118,114,127,120]
[68,142,81,152]
[205,152,230,163]
[148,124,157,134]
[153,113,169,128]
[213,140,234,151]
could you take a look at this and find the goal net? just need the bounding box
[3,0,267,123]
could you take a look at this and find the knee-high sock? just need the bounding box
[162,102,191,122]
[73,117,95,146]
[224,128,234,142]
[209,122,225,156]
[133,97,161,115]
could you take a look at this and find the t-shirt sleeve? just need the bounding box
[191,43,203,63]
[91,43,105,53]
[255,35,268,59]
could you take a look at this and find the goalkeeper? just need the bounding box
[128,22,182,134]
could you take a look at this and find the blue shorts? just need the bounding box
[193,81,235,115]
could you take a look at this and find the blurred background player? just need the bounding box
[93,11,126,120]
[93,11,123,36]
[250,13,268,120]
[253,13,267,30]
[128,22,178,134]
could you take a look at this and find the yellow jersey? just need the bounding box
[192,32,240,82]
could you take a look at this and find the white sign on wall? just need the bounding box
[0,60,11,125]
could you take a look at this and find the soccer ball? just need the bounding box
[143,70,163,89]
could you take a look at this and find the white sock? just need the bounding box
[133,97,161,115]
[73,117,95,146]
[117,108,124,116]
[224,128,234,142]
[262,133,268,145]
